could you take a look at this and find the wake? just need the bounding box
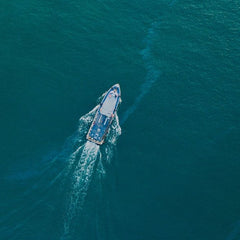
[61,105,121,238]
[63,141,100,237]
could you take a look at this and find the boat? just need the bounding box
[86,84,121,145]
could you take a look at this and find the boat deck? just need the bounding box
[100,93,118,117]
[87,110,112,144]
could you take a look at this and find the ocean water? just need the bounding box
[0,0,240,239]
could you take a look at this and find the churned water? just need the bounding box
[1,0,240,239]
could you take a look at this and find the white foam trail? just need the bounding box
[121,21,161,125]
[96,156,106,176]
[63,141,100,237]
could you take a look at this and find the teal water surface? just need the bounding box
[1,0,240,239]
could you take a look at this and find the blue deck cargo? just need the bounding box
[86,84,121,145]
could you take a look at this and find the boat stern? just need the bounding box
[86,135,104,145]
